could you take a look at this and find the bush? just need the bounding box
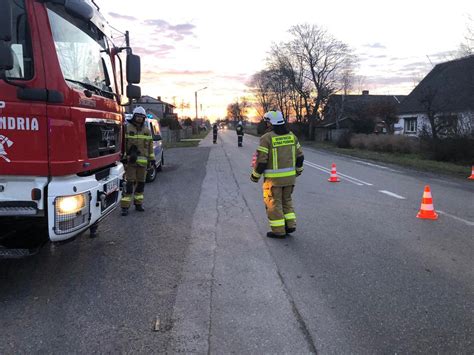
[350,134,419,154]
[183,118,193,127]
[421,137,474,164]
[336,131,352,148]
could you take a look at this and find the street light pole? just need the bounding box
[194,86,208,121]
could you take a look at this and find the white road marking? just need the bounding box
[304,161,371,186]
[378,190,406,199]
[437,210,474,226]
[352,159,400,172]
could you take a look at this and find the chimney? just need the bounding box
[362,90,369,95]
[157,96,161,101]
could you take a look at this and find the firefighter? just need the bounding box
[236,120,244,147]
[121,106,155,216]
[212,123,218,144]
[250,111,304,238]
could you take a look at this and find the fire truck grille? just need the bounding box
[85,121,121,158]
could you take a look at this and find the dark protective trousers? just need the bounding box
[262,180,296,235]
[121,164,147,208]
[213,133,217,143]
[237,135,243,146]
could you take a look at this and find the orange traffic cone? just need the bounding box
[328,163,341,182]
[416,185,438,220]
[251,152,257,168]
[468,166,474,180]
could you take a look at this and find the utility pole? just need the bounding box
[195,86,207,121]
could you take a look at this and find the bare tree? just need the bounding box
[249,70,276,116]
[287,24,356,138]
[226,98,251,122]
[459,16,474,57]
[269,43,312,122]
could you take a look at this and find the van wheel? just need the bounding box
[146,165,157,182]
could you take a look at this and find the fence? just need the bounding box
[161,127,193,143]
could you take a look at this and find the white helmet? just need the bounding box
[263,110,285,125]
[133,106,146,117]
[238,121,242,125]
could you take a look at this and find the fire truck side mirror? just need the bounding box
[126,54,141,84]
[126,84,141,100]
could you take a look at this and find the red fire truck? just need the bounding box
[0,0,141,253]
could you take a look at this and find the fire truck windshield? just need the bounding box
[47,7,116,99]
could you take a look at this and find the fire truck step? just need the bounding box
[0,247,40,258]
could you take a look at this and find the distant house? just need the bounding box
[131,96,177,120]
[318,91,406,141]
[396,55,474,137]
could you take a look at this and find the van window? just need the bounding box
[151,121,162,140]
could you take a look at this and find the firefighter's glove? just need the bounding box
[250,171,261,183]
[296,167,304,177]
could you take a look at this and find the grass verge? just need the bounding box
[303,141,471,178]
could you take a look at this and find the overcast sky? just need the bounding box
[98,0,473,120]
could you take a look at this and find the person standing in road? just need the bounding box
[236,120,244,147]
[212,123,218,144]
[250,111,304,238]
[121,106,155,216]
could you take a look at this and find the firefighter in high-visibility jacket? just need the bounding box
[121,106,155,216]
[250,111,304,238]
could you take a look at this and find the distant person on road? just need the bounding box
[250,111,304,238]
[212,123,218,144]
[236,121,244,147]
[121,106,155,216]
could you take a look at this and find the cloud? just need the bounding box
[158,70,214,76]
[363,42,386,49]
[144,19,196,41]
[108,12,137,21]
[133,44,175,58]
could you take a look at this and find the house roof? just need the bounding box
[320,93,406,127]
[137,95,176,108]
[399,55,474,114]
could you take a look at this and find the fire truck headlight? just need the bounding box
[57,194,85,215]
[54,193,90,235]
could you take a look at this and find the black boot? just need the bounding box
[135,204,145,212]
[121,208,129,216]
[286,227,296,234]
[266,232,286,239]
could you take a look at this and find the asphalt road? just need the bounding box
[1,130,473,354]
[0,147,210,353]
[207,130,474,354]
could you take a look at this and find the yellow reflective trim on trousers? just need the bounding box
[269,219,285,227]
[252,169,261,178]
[296,142,301,149]
[134,194,144,201]
[284,212,296,220]
[126,134,152,140]
[257,146,269,154]
[121,196,132,202]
